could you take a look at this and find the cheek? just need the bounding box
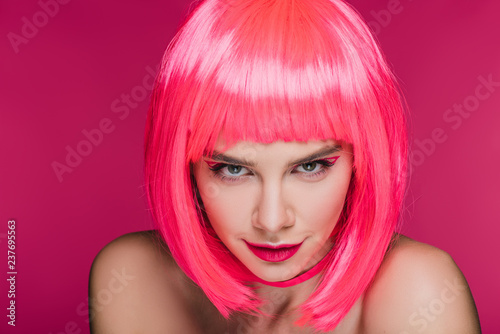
[292,169,351,233]
[294,187,345,231]
[198,179,254,237]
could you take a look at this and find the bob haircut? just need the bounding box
[145,0,408,331]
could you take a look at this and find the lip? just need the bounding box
[244,240,303,262]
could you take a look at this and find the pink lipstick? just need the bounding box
[245,241,303,262]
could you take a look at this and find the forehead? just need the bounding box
[217,139,340,155]
[212,131,340,151]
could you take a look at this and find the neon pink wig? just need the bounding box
[144,0,408,331]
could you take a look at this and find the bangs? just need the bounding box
[186,71,358,161]
[165,0,378,162]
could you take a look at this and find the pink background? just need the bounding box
[1,0,498,333]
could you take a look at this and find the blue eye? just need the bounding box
[293,157,338,179]
[206,163,249,182]
[205,157,339,183]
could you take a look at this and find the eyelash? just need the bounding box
[206,157,339,183]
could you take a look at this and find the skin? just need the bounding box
[192,138,352,283]
[88,139,482,334]
[191,138,353,329]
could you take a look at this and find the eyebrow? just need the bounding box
[207,144,342,168]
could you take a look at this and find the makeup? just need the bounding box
[322,156,339,164]
[245,241,303,262]
[250,249,333,288]
[204,155,340,183]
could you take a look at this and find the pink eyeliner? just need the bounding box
[323,156,339,164]
[204,160,220,169]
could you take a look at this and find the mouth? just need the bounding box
[244,240,303,262]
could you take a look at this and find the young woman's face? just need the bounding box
[192,137,353,282]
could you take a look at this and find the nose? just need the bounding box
[252,180,295,233]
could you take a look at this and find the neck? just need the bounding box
[247,248,333,319]
[250,269,324,321]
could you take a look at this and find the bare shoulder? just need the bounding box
[362,234,481,334]
[90,230,175,272]
[88,230,201,334]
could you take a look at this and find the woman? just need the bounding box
[89,0,481,332]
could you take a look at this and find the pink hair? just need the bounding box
[144,0,408,331]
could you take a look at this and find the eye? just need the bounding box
[205,162,250,183]
[297,161,320,172]
[226,165,244,175]
[204,156,339,183]
[293,157,339,179]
